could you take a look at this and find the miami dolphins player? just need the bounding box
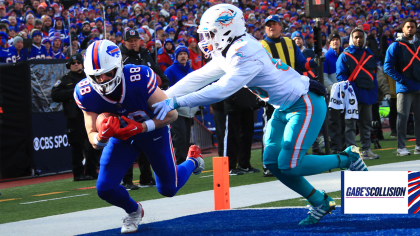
[74,40,204,234]
[153,4,368,225]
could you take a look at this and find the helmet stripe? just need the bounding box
[92,41,101,70]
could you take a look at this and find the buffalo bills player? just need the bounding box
[74,40,204,234]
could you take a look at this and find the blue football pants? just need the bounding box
[96,126,196,213]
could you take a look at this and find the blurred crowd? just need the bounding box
[0,0,418,64]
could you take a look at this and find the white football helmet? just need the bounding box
[197,4,246,58]
[84,40,123,95]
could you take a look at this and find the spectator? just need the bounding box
[51,53,99,181]
[187,37,205,70]
[79,21,91,42]
[49,36,66,59]
[157,38,175,72]
[324,31,344,154]
[10,36,27,62]
[164,46,199,164]
[336,28,379,159]
[384,18,420,156]
[66,35,81,58]
[28,29,49,59]
[0,31,17,63]
[41,38,51,57]
[41,16,53,36]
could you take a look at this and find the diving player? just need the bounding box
[74,40,204,234]
[152,4,368,225]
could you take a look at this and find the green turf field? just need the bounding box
[0,131,418,224]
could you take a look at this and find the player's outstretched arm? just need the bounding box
[147,86,178,127]
[164,60,225,98]
[83,111,120,149]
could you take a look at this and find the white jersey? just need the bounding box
[165,34,309,110]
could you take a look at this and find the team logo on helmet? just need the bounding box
[106,45,121,57]
[215,11,237,26]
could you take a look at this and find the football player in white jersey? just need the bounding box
[153,4,369,225]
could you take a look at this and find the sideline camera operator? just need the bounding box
[51,53,100,181]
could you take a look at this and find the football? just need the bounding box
[96,112,119,131]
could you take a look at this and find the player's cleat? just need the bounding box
[121,202,144,234]
[397,148,411,156]
[342,145,368,171]
[414,146,420,155]
[263,169,275,177]
[299,192,336,225]
[237,166,261,173]
[187,145,205,175]
[361,149,379,160]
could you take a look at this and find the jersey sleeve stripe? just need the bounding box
[73,90,86,110]
[148,72,157,94]
[147,69,155,88]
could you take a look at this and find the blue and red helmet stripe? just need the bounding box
[91,40,102,70]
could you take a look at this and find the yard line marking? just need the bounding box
[0,198,22,202]
[199,175,214,178]
[75,186,96,190]
[33,191,68,196]
[20,194,90,205]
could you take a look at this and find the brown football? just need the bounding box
[96,112,119,131]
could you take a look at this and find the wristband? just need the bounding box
[94,133,109,147]
[145,119,155,132]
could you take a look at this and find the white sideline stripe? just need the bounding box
[1,160,419,236]
[199,175,213,178]
[20,194,90,205]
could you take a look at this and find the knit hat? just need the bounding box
[175,45,189,61]
[31,29,42,38]
[13,36,23,45]
[188,37,197,45]
[291,31,303,40]
[328,31,341,42]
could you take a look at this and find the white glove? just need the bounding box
[384,94,391,101]
[152,97,180,120]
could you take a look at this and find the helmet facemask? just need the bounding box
[198,26,234,58]
[88,67,122,95]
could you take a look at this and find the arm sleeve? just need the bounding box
[177,60,264,108]
[336,53,349,82]
[295,46,317,72]
[51,78,74,102]
[165,59,226,98]
[384,43,406,84]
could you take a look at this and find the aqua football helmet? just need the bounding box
[84,40,123,95]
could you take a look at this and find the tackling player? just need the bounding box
[152,4,368,225]
[74,40,204,234]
